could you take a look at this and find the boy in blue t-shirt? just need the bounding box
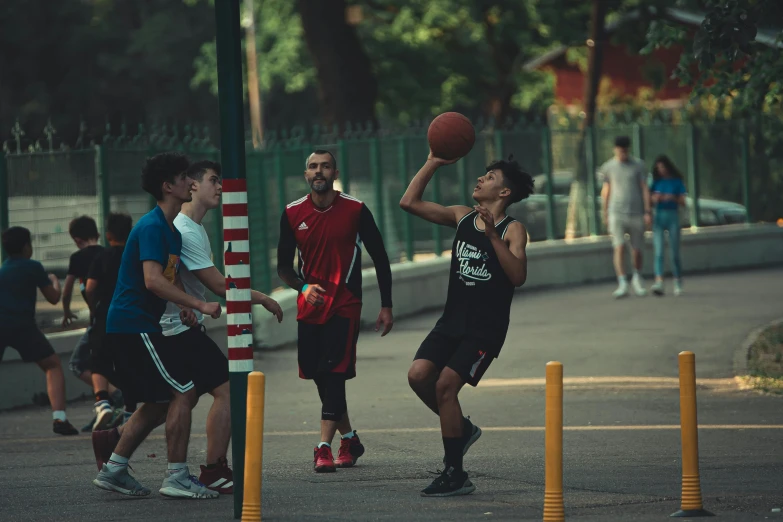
[0,226,78,435]
[92,152,222,499]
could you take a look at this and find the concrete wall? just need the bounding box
[2,224,781,410]
[253,224,783,348]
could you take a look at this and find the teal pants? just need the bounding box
[653,208,681,278]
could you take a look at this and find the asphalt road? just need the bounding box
[1,268,782,521]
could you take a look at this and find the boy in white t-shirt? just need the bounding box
[158,160,283,494]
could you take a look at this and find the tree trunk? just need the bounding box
[297,0,378,129]
[244,0,263,149]
[481,9,520,126]
[565,0,607,240]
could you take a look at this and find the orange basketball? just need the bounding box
[427,112,476,160]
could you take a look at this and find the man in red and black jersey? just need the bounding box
[277,149,394,473]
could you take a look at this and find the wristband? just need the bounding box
[301,284,309,294]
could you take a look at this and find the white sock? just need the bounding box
[106,453,129,472]
[52,410,66,422]
[168,462,188,475]
[617,276,627,285]
[317,442,331,449]
[341,431,355,440]
[633,270,642,280]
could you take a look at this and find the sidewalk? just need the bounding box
[1,267,782,521]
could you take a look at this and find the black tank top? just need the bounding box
[434,210,517,348]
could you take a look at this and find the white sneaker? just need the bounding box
[93,401,115,431]
[631,276,647,297]
[651,280,664,296]
[673,279,683,296]
[613,281,629,298]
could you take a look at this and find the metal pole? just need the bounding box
[397,137,414,262]
[255,155,272,292]
[541,126,556,240]
[0,153,9,261]
[214,0,254,517]
[543,361,565,522]
[95,145,111,244]
[686,124,700,228]
[338,139,351,194]
[585,126,599,236]
[432,170,443,256]
[739,119,751,223]
[369,137,385,239]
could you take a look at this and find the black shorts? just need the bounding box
[0,327,56,363]
[110,327,227,405]
[297,308,361,380]
[171,326,229,396]
[89,318,114,380]
[413,330,502,387]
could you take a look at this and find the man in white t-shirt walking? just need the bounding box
[599,136,652,299]
[159,160,283,494]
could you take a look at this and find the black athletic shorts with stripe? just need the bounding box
[110,327,228,405]
[413,329,502,387]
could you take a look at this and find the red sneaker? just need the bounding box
[313,445,336,473]
[334,434,365,468]
[199,457,234,494]
[92,428,120,471]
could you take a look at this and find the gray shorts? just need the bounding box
[608,213,645,249]
[68,327,92,376]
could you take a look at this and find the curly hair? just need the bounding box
[486,155,535,208]
[652,155,683,181]
[141,151,191,201]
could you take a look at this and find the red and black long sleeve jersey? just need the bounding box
[277,192,393,324]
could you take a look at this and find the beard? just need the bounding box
[309,177,332,193]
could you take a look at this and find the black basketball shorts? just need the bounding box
[413,329,503,387]
[0,327,56,363]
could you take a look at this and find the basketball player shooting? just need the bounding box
[399,149,534,497]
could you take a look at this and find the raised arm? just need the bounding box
[399,154,472,227]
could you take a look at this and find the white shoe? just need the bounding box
[93,401,114,431]
[613,282,629,298]
[673,280,683,296]
[631,276,647,297]
[650,280,664,296]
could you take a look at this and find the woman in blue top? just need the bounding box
[650,155,686,296]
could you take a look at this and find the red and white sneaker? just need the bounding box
[199,457,234,494]
[92,428,121,471]
[313,445,336,473]
[334,434,365,468]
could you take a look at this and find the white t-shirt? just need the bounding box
[160,213,214,336]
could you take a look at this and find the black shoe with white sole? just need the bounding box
[421,467,476,497]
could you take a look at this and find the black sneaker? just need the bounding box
[53,419,79,436]
[421,467,476,497]
[443,417,482,464]
[81,415,97,433]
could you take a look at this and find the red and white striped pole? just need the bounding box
[222,179,254,372]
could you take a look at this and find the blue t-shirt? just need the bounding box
[0,257,52,328]
[651,178,687,210]
[106,206,182,334]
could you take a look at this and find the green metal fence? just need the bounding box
[2,117,781,295]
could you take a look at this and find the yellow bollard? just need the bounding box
[671,352,714,518]
[543,361,565,522]
[241,372,266,522]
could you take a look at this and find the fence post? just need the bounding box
[274,148,286,213]
[494,128,504,160]
[0,152,8,261]
[686,124,700,227]
[585,126,599,236]
[369,137,386,239]
[95,145,111,244]
[397,137,414,262]
[457,154,470,204]
[431,169,443,256]
[338,139,351,194]
[541,126,557,240]
[632,122,643,160]
[739,119,751,222]
[212,149,225,276]
[256,154,272,292]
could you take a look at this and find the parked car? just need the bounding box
[509,172,749,242]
